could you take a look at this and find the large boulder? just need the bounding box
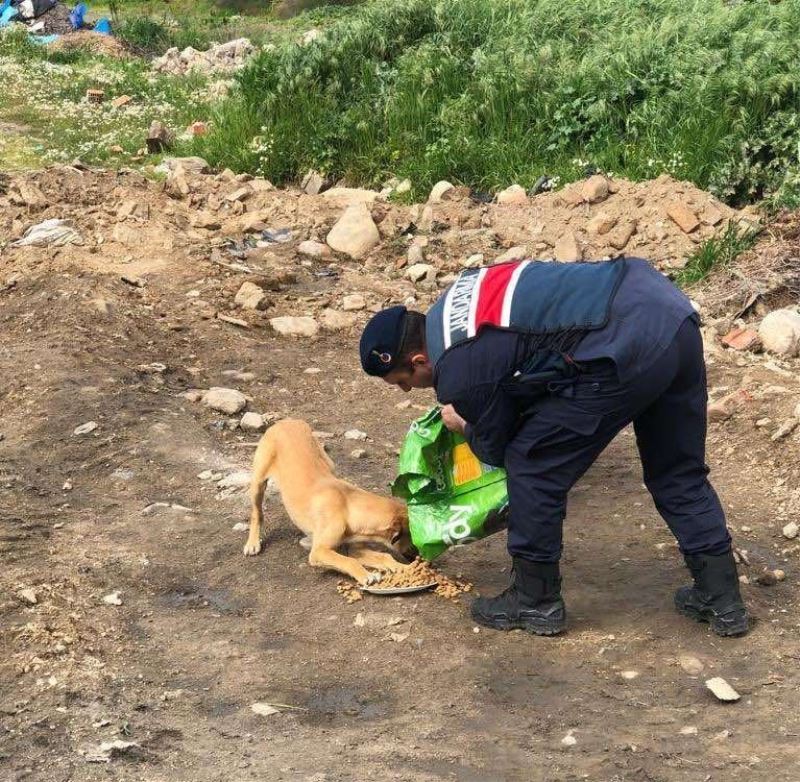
[326,204,380,259]
[759,309,800,356]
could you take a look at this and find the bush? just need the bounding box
[194,0,800,204]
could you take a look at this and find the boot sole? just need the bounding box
[471,611,565,636]
[675,603,749,637]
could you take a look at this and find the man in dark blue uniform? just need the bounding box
[359,257,748,637]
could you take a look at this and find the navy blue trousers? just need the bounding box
[505,318,731,563]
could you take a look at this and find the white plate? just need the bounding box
[361,582,437,595]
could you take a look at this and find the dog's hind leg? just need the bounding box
[243,432,275,557]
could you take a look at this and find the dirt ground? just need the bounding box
[2,166,800,782]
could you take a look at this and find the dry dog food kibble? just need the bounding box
[337,558,472,602]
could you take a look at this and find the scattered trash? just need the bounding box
[705,677,740,702]
[250,702,280,717]
[73,420,98,436]
[12,219,82,247]
[260,227,293,244]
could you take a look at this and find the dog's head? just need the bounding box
[387,499,416,561]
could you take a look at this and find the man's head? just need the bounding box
[359,306,434,391]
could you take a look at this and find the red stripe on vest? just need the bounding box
[474,262,521,330]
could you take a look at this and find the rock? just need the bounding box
[217,471,251,489]
[679,655,705,676]
[495,246,527,263]
[249,178,274,193]
[326,204,380,259]
[270,315,319,337]
[321,187,378,206]
[772,418,798,441]
[428,180,455,203]
[18,588,37,605]
[666,203,700,233]
[146,120,174,153]
[619,670,639,680]
[774,568,786,581]
[758,309,800,356]
[320,309,358,332]
[162,156,209,175]
[73,421,98,436]
[103,591,122,606]
[344,429,368,441]
[721,327,760,352]
[756,569,778,587]
[235,281,268,311]
[342,294,367,311]
[418,205,434,233]
[496,184,528,205]
[233,522,249,532]
[406,263,435,283]
[193,212,221,230]
[240,412,265,432]
[554,231,582,262]
[679,726,698,736]
[396,179,412,195]
[461,253,484,269]
[587,212,617,235]
[607,222,636,250]
[561,732,577,747]
[581,175,609,203]
[301,170,325,195]
[705,677,740,702]
[350,448,367,459]
[782,521,799,540]
[251,702,280,717]
[298,240,331,259]
[203,387,247,415]
[707,389,751,422]
[225,186,252,203]
[181,389,205,402]
[407,244,425,265]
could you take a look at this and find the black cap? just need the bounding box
[359,306,408,377]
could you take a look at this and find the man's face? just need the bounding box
[383,355,434,392]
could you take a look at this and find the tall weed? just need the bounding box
[195,0,800,204]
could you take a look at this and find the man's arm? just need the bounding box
[452,384,520,467]
[434,330,524,467]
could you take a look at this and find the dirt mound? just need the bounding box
[34,2,73,35]
[47,31,130,58]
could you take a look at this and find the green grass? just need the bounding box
[193,0,800,205]
[0,25,209,168]
[675,221,761,286]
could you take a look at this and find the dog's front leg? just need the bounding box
[350,548,408,573]
[308,545,381,586]
[243,474,267,556]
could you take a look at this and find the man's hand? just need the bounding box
[441,404,467,435]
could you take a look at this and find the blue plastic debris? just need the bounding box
[69,2,86,29]
[94,17,111,35]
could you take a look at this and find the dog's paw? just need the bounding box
[243,539,262,557]
[379,560,407,574]
[359,571,382,586]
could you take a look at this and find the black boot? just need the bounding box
[470,558,566,635]
[674,550,749,637]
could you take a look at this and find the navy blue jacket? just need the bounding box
[433,258,696,466]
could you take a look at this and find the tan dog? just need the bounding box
[244,418,410,585]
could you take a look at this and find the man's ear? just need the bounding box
[410,353,429,367]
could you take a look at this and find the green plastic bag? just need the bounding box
[392,407,509,560]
